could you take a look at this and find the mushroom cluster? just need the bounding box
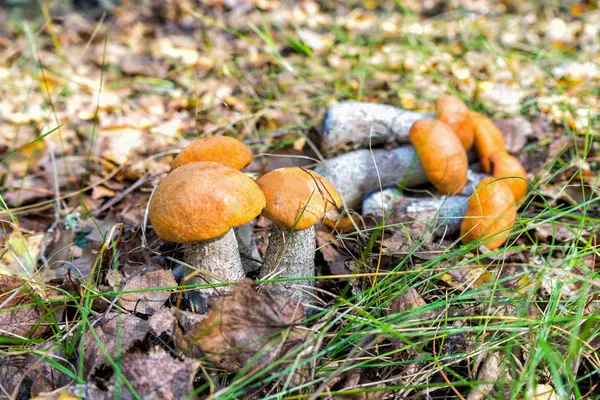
[149,137,342,310]
[319,95,528,250]
[408,95,527,249]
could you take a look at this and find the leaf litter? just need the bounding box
[0,0,599,398]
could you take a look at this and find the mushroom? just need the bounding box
[148,161,266,311]
[169,136,262,273]
[472,113,506,173]
[256,168,341,301]
[320,102,432,156]
[170,136,253,171]
[489,152,527,202]
[460,177,517,249]
[409,118,468,195]
[436,95,475,150]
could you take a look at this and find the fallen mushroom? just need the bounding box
[489,152,527,202]
[472,113,506,173]
[409,118,468,195]
[256,168,341,301]
[362,194,470,236]
[460,177,517,249]
[168,135,263,274]
[148,162,266,311]
[170,136,253,171]
[314,146,429,209]
[320,101,432,156]
[436,95,475,150]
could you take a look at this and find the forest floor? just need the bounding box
[0,0,599,399]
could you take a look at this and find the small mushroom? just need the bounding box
[436,95,475,150]
[489,152,527,202]
[256,168,341,302]
[148,161,266,311]
[409,119,468,195]
[460,177,517,250]
[170,136,253,171]
[472,113,506,173]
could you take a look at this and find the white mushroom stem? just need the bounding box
[183,229,245,311]
[314,146,429,209]
[363,195,470,236]
[259,225,316,303]
[234,221,263,274]
[321,102,433,156]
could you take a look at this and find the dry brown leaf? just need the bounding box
[0,275,47,338]
[390,288,436,322]
[149,306,178,335]
[185,279,309,377]
[494,116,533,153]
[83,313,150,377]
[467,352,502,400]
[98,348,199,400]
[108,269,177,314]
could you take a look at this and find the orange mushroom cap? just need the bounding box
[489,152,527,203]
[170,136,253,171]
[149,162,266,242]
[436,95,475,150]
[409,119,468,195]
[256,168,342,231]
[472,113,506,173]
[460,177,517,250]
[322,210,362,233]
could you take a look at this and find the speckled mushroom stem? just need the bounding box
[234,221,263,274]
[259,225,316,303]
[183,229,245,312]
[314,146,429,209]
[321,102,433,156]
[362,195,470,237]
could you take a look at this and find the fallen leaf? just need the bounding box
[185,280,309,378]
[102,348,199,400]
[390,288,436,321]
[0,275,47,338]
[467,352,502,400]
[110,269,177,314]
[528,384,559,400]
[84,312,150,377]
[494,116,533,153]
[1,231,45,277]
[149,306,178,335]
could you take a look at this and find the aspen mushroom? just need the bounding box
[460,177,517,250]
[168,135,262,273]
[256,168,341,301]
[409,118,468,195]
[489,152,527,202]
[148,161,265,311]
[436,95,475,150]
[170,136,253,171]
[472,113,506,173]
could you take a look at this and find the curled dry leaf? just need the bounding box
[467,352,502,400]
[109,269,177,314]
[185,279,310,376]
[0,275,47,338]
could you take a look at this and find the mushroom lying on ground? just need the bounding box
[472,113,506,173]
[256,168,341,302]
[148,161,266,312]
[489,152,527,203]
[436,95,475,150]
[460,177,517,249]
[409,119,468,195]
[169,136,263,273]
[362,192,470,236]
[320,102,432,156]
[314,146,429,209]
[170,136,253,171]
